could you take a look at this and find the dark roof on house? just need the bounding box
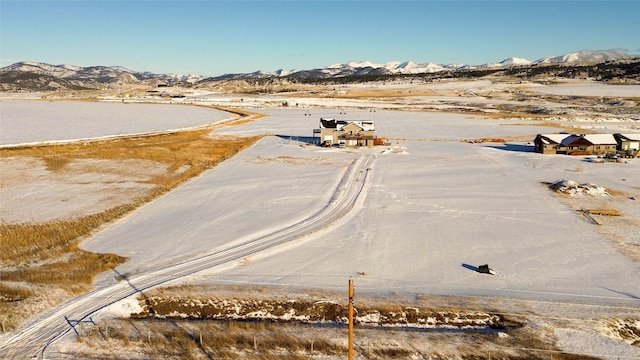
[535,134,567,145]
[615,133,640,142]
[536,133,617,146]
[320,118,347,129]
[319,118,375,131]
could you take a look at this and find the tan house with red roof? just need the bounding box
[534,133,622,155]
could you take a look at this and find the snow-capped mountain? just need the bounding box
[499,57,532,66]
[1,50,637,91]
[208,50,634,80]
[330,60,448,74]
[534,49,631,64]
[0,61,204,86]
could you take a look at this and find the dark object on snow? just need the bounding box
[478,264,496,275]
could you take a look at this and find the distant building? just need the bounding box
[560,134,617,155]
[534,134,567,154]
[534,133,638,156]
[319,118,378,147]
[614,133,640,153]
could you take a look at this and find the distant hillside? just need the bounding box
[0,61,201,92]
[2,50,639,92]
[202,50,637,82]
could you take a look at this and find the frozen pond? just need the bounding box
[0,100,232,145]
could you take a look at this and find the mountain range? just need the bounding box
[1,50,638,91]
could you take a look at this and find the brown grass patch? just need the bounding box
[74,319,344,359]
[1,251,126,288]
[0,283,35,302]
[42,156,72,171]
[68,301,601,360]
[585,209,622,216]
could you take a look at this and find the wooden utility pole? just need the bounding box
[348,278,354,360]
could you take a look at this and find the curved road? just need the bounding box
[0,153,376,359]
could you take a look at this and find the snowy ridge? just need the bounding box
[1,49,636,86]
[203,49,636,80]
[0,61,204,85]
[535,49,631,64]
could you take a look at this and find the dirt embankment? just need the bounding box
[133,295,505,329]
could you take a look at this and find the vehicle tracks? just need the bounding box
[0,153,376,359]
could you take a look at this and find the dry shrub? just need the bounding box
[0,282,35,302]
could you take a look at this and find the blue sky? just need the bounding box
[1,1,639,76]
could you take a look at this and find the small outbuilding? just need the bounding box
[534,134,567,154]
[614,133,640,156]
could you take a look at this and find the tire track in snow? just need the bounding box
[0,153,376,359]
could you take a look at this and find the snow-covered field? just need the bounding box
[75,108,640,304]
[1,81,639,358]
[0,100,232,146]
[530,81,640,97]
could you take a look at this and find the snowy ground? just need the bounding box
[0,100,232,146]
[529,80,640,97]
[1,80,639,358]
[75,108,640,305]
